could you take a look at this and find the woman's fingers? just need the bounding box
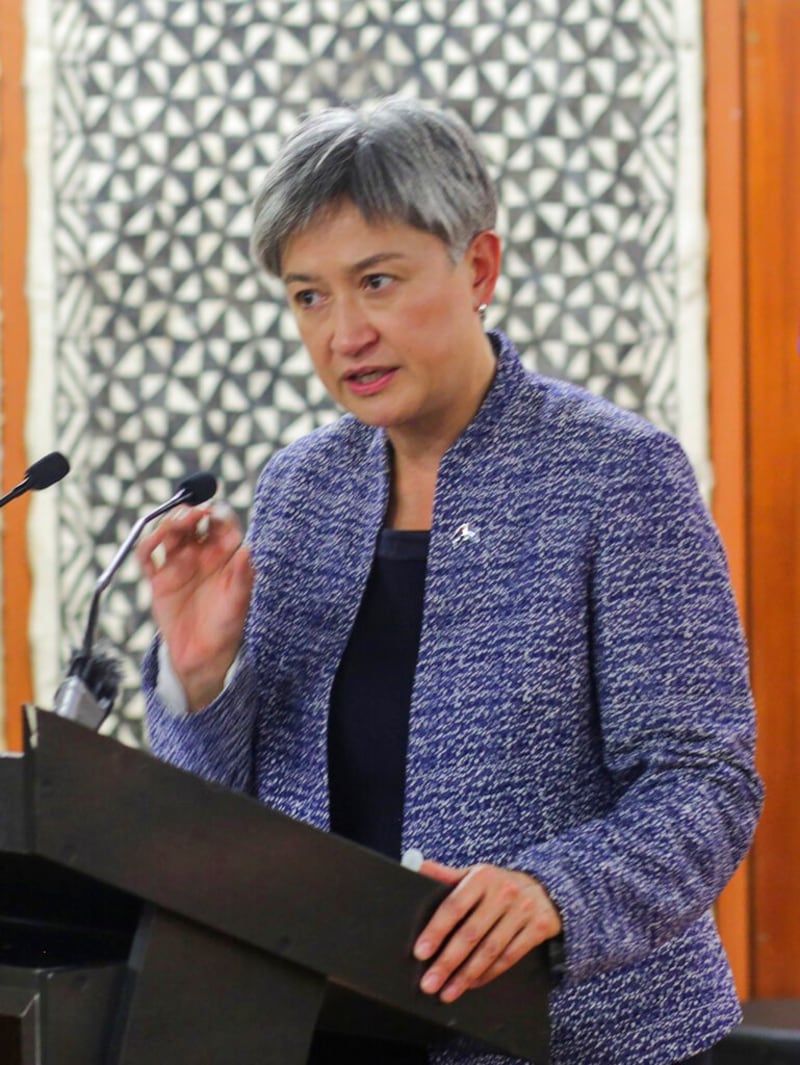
[137,510,205,578]
[437,916,537,1002]
[414,862,561,1002]
[414,863,485,962]
[138,503,209,550]
[417,858,465,886]
[469,929,534,988]
[416,865,512,994]
[214,545,255,633]
[138,504,243,586]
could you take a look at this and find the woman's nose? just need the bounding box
[330,296,378,357]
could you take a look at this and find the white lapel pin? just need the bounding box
[452,522,480,546]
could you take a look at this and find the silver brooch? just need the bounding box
[452,522,480,546]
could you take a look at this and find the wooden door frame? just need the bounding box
[0,0,34,751]
[704,0,752,999]
[740,0,800,999]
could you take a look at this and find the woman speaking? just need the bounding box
[139,98,762,1065]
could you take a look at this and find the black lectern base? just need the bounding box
[110,904,326,1065]
[0,962,125,1065]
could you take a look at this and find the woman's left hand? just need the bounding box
[414,860,562,1003]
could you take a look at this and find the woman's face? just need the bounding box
[281,200,499,454]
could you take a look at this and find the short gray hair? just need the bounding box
[251,98,497,276]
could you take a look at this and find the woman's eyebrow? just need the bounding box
[351,251,406,272]
[283,252,407,286]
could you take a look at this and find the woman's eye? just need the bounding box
[363,274,393,292]
[294,289,321,308]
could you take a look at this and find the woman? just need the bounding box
[140,99,762,1065]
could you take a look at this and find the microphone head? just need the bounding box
[178,471,217,506]
[26,451,70,491]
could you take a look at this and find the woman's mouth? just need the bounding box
[345,367,398,396]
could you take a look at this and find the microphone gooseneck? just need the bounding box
[53,471,217,730]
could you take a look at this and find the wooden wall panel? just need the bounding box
[744,0,800,998]
[0,0,34,750]
[705,0,751,999]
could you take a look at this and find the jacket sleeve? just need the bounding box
[508,430,763,985]
[144,637,260,792]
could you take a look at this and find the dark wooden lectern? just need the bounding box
[0,709,551,1064]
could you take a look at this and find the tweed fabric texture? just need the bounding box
[145,331,762,1065]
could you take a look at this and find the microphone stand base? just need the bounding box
[52,676,109,732]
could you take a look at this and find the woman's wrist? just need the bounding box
[159,639,241,715]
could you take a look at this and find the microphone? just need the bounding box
[53,471,217,730]
[0,451,70,507]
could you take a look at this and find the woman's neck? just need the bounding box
[383,332,497,530]
[384,453,438,530]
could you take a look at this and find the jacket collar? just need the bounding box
[446,329,527,461]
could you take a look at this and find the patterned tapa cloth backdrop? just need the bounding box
[25,0,705,745]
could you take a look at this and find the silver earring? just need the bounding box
[477,303,488,321]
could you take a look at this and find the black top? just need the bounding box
[309,530,430,1065]
[328,529,429,859]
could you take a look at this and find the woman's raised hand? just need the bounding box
[137,503,254,712]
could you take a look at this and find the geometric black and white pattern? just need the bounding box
[33,0,697,744]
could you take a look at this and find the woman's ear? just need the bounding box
[465,229,502,309]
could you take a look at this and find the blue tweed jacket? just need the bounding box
[146,331,762,1065]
